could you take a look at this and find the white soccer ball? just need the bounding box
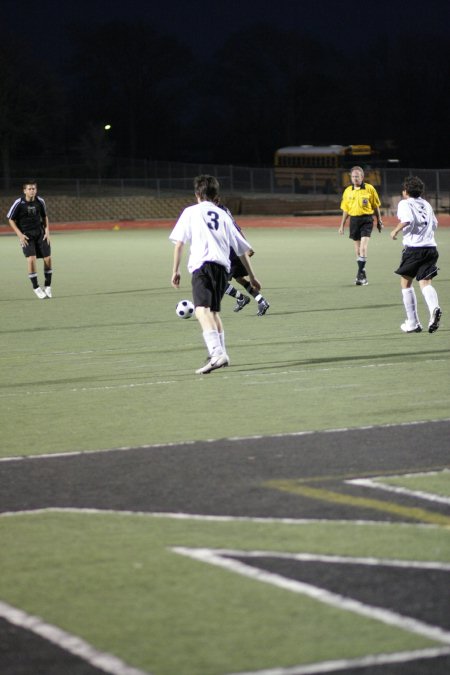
[176,299,195,318]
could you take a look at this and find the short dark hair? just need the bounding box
[23,180,37,189]
[402,176,424,198]
[194,175,220,202]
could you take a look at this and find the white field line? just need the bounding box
[0,379,178,398]
[172,547,450,646]
[175,549,450,572]
[1,515,448,675]
[0,358,448,399]
[227,646,450,675]
[348,475,450,506]
[0,418,449,463]
[0,600,150,675]
[0,506,445,531]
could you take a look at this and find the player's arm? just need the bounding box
[338,210,348,235]
[43,215,50,242]
[391,221,408,240]
[8,218,28,247]
[171,241,184,288]
[238,251,261,291]
[375,205,383,232]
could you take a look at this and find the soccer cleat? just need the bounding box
[355,271,368,286]
[33,287,47,299]
[233,294,251,312]
[195,353,229,375]
[428,307,442,333]
[44,286,52,298]
[400,321,422,333]
[257,300,270,316]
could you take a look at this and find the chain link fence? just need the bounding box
[1,159,449,212]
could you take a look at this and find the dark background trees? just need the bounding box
[1,17,449,185]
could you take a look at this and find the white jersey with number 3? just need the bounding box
[169,201,251,273]
[397,197,437,247]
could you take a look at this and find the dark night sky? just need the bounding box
[2,0,449,167]
[3,0,449,60]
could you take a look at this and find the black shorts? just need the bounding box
[349,215,373,241]
[395,246,439,281]
[191,262,228,312]
[21,229,51,258]
[229,256,247,280]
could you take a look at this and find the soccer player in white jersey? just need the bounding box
[391,176,442,334]
[170,175,261,374]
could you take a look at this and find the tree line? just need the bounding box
[1,19,449,187]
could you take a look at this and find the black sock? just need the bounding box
[225,284,237,298]
[29,273,39,289]
[44,268,52,287]
[241,281,266,303]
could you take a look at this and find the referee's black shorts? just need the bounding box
[395,246,439,281]
[192,262,228,312]
[349,215,373,241]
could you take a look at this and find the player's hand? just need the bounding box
[377,221,383,233]
[251,278,261,292]
[171,273,181,288]
[19,234,28,247]
[338,225,344,235]
[390,231,398,240]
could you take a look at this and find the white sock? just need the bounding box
[202,330,222,358]
[218,331,226,353]
[421,285,439,319]
[402,288,419,325]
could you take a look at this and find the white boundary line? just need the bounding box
[0,600,150,675]
[348,472,450,506]
[0,506,445,530]
[1,418,449,463]
[172,547,450,646]
[2,512,449,674]
[227,646,450,675]
[182,549,450,572]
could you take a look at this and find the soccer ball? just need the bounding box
[176,299,195,318]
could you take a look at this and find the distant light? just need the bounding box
[104,124,112,131]
[387,158,400,164]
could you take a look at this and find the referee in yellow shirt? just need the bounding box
[338,166,383,285]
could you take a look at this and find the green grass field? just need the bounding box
[1,226,449,675]
[1,226,449,458]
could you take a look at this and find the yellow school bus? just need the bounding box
[274,144,381,192]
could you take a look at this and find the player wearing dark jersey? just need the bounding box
[216,203,270,316]
[7,181,53,299]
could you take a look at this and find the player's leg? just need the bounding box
[225,281,251,311]
[400,276,421,332]
[356,236,370,285]
[193,264,228,373]
[419,279,441,333]
[25,253,46,299]
[235,276,269,315]
[226,261,251,312]
[43,254,53,298]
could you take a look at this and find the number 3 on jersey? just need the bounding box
[206,210,220,231]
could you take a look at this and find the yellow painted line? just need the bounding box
[266,481,450,527]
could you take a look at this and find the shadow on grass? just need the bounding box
[233,347,450,371]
